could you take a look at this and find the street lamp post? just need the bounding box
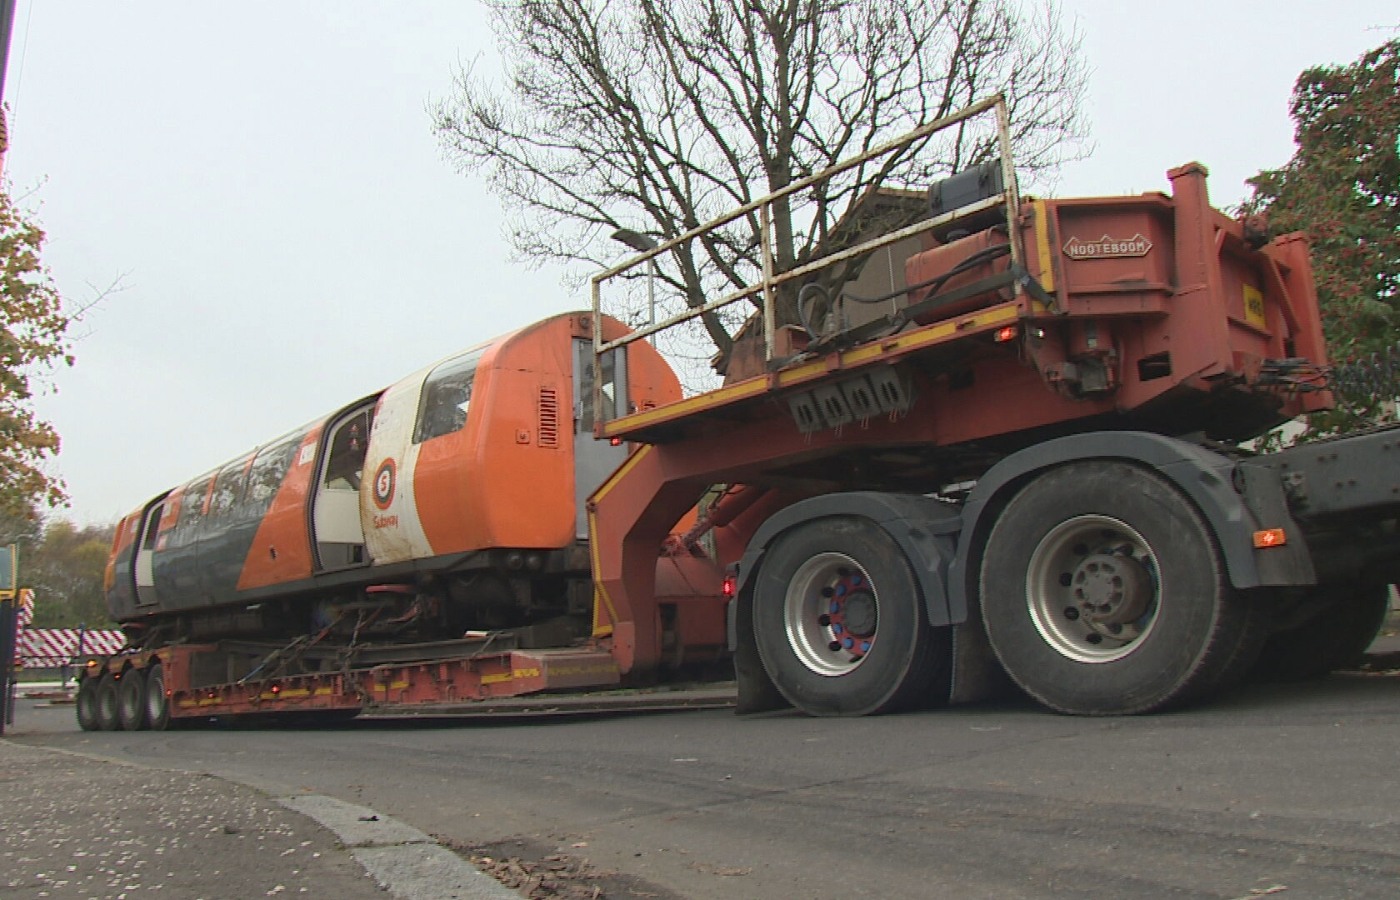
[610,228,658,344]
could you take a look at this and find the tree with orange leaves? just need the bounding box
[0,115,72,519]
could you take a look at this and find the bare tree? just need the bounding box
[433,0,1088,360]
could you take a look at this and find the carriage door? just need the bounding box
[133,497,168,607]
[573,339,630,539]
[312,402,375,569]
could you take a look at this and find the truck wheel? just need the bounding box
[95,673,123,731]
[117,668,150,731]
[1252,583,1392,681]
[752,517,945,716]
[980,462,1265,715]
[145,662,172,731]
[76,677,102,731]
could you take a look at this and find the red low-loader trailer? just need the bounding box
[78,97,1395,728]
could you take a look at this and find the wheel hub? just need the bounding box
[1024,514,1162,664]
[784,554,879,675]
[1072,552,1152,626]
[842,591,878,638]
[820,572,877,657]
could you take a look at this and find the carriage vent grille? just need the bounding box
[538,387,560,447]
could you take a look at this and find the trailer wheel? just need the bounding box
[95,673,123,731]
[76,677,101,731]
[1252,583,1392,681]
[752,517,945,716]
[117,668,150,731]
[145,662,172,731]
[980,462,1265,715]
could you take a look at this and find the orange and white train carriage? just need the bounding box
[88,313,724,730]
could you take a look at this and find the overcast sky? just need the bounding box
[4,1,1395,527]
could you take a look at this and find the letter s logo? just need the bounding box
[372,458,397,510]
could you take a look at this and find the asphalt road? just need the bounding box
[9,670,1400,900]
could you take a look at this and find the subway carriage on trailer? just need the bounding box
[102,312,678,666]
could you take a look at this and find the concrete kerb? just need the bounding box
[277,794,520,900]
[11,742,520,900]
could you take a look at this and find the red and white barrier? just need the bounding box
[13,628,126,668]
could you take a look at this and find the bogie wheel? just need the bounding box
[117,668,150,731]
[752,516,947,716]
[75,676,102,731]
[145,662,172,731]
[979,461,1266,715]
[1252,583,1392,681]
[95,673,123,731]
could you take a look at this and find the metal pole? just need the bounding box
[0,598,16,734]
[71,624,87,690]
[760,204,776,366]
[0,0,17,104]
[646,260,656,345]
[994,97,1023,291]
[610,229,659,346]
[0,0,17,181]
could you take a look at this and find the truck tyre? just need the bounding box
[76,676,101,731]
[145,662,172,731]
[117,668,150,731]
[979,462,1266,715]
[752,516,945,716]
[95,673,123,731]
[1252,583,1392,681]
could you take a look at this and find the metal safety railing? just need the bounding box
[590,94,1022,426]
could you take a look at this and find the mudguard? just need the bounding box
[730,431,1316,636]
[729,491,963,643]
[947,430,1315,624]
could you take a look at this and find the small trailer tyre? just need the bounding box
[95,673,122,731]
[752,516,943,716]
[76,676,101,731]
[980,462,1264,715]
[117,668,150,731]
[145,662,172,731]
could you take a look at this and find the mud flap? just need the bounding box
[948,600,1015,705]
[731,588,789,714]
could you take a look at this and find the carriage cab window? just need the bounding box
[323,408,373,490]
[414,348,484,443]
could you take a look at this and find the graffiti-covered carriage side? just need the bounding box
[104,417,324,626]
[104,312,682,645]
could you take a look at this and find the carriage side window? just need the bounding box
[208,458,252,519]
[415,349,484,443]
[245,437,300,509]
[171,478,212,544]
